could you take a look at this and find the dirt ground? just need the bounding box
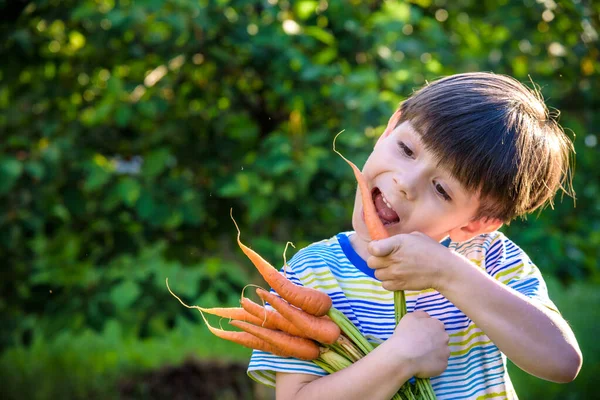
[119,358,275,400]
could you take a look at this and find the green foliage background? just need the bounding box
[0,0,598,398]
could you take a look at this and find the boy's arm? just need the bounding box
[275,311,449,400]
[437,251,582,383]
[276,340,411,400]
[368,234,583,384]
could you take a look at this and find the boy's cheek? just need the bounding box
[351,190,364,224]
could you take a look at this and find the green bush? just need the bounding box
[0,0,598,398]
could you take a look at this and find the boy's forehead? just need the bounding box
[395,120,425,143]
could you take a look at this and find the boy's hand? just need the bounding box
[389,311,450,378]
[367,233,452,292]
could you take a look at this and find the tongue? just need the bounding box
[374,193,399,223]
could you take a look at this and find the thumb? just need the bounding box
[368,237,400,257]
[411,310,430,319]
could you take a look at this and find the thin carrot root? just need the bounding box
[257,288,341,345]
[282,241,295,279]
[240,283,267,307]
[166,278,286,356]
[332,131,389,241]
[239,283,275,328]
[240,296,308,338]
[198,306,267,327]
[230,209,332,316]
[164,279,265,326]
[229,320,320,361]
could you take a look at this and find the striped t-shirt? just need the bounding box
[247,231,559,399]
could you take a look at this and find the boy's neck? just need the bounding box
[348,232,371,261]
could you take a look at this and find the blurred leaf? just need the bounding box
[110,280,141,311]
[84,163,112,192]
[304,26,335,46]
[135,190,155,220]
[0,157,23,194]
[142,148,171,178]
[116,177,141,206]
[24,161,45,180]
[295,0,318,20]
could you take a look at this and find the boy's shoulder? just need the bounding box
[294,230,528,260]
[450,230,532,265]
[286,231,358,275]
[291,232,347,258]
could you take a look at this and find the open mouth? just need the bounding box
[371,187,400,226]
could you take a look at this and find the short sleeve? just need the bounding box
[483,234,559,314]
[246,249,330,387]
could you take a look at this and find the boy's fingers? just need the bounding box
[368,237,402,257]
[366,255,385,270]
[410,231,427,237]
[411,310,430,319]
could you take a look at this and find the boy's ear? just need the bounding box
[376,110,403,145]
[448,217,503,243]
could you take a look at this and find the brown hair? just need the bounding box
[396,72,574,222]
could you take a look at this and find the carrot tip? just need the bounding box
[282,241,295,279]
[230,208,242,242]
[240,283,266,305]
[332,130,353,165]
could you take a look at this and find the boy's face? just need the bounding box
[352,120,493,244]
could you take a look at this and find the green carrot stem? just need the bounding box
[327,307,374,355]
[337,335,365,362]
[416,378,437,399]
[394,290,407,323]
[319,348,353,370]
[313,359,336,374]
[327,343,354,363]
[394,291,437,399]
[403,384,417,400]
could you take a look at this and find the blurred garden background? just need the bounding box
[0,0,598,399]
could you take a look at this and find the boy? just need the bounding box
[247,72,582,399]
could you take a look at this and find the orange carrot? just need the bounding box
[166,278,288,356]
[161,283,267,326]
[206,321,283,354]
[230,210,332,317]
[333,132,389,240]
[229,320,321,361]
[256,288,341,345]
[198,306,267,327]
[240,296,308,338]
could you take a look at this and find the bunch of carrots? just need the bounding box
[167,136,437,400]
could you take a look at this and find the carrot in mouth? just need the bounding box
[333,132,389,240]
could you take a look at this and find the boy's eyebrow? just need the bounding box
[402,123,425,144]
[404,124,464,191]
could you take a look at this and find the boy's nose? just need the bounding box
[393,173,417,200]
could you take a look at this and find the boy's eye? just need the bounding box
[398,141,414,157]
[434,182,452,201]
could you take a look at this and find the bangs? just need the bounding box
[394,72,573,222]
[403,107,514,194]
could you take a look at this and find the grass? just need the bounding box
[0,316,252,400]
